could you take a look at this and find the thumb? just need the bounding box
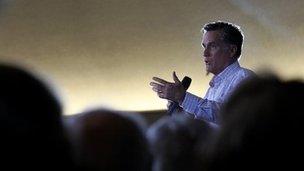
[173,71,181,84]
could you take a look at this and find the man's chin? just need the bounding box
[205,68,211,76]
[205,66,211,76]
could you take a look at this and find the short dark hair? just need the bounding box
[203,21,244,59]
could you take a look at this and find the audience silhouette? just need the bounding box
[2,63,303,171]
[66,109,151,171]
[147,114,214,171]
[0,64,75,170]
[199,74,304,170]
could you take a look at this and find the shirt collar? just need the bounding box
[209,61,240,87]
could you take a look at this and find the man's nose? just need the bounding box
[203,48,210,57]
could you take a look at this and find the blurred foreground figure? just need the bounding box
[200,74,304,170]
[147,114,214,171]
[0,64,74,170]
[67,109,151,171]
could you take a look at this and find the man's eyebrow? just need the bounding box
[208,41,217,45]
[202,41,216,47]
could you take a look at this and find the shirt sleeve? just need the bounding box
[180,92,221,123]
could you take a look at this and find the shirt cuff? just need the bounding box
[180,92,190,107]
[180,92,201,109]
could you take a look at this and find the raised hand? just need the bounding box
[150,71,186,104]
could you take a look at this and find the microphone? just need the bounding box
[167,76,192,116]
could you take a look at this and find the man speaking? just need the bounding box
[150,21,255,124]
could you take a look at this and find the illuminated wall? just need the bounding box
[0,0,303,115]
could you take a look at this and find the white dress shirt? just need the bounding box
[180,61,254,123]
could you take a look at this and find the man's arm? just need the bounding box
[150,72,221,123]
[180,92,221,123]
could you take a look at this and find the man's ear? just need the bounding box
[229,45,237,58]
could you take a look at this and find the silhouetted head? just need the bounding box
[147,115,213,171]
[200,75,304,170]
[71,109,150,171]
[0,64,73,169]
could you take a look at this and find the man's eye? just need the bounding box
[204,44,217,50]
[210,44,217,48]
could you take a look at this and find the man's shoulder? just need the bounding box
[225,66,255,85]
[217,66,254,102]
[238,67,255,78]
[221,62,254,78]
[217,62,255,86]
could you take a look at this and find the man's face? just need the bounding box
[202,30,233,75]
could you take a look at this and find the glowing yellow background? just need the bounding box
[0,0,303,115]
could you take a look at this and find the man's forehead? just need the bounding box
[202,30,224,44]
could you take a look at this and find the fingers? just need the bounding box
[152,77,169,85]
[150,81,167,99]
[150,82,164,91]
[150,75,180,100]
[172,71,181,84]
[157,92,165,99]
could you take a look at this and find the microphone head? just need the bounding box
[181,76,192,90]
